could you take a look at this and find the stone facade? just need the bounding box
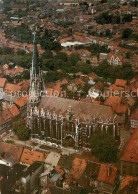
[27,104,119,149]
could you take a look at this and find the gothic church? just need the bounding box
[27,34,119,149]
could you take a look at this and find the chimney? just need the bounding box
[107,167,112,177]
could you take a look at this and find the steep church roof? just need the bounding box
[40,96,114,120]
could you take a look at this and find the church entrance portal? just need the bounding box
[63,136,75,148]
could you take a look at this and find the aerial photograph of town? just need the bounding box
[0,0,137,193]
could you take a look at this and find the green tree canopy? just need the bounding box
[69,53,81,66]
[121,28,133,39]
[56,52,68,62]
[12,118,30,140]
[89,132,119,163]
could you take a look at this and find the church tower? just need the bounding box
[27,32,45,133]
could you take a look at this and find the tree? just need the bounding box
[69,53,81,66]
[41,51,53,59]
[101,0,107,3]
[17,49,26,56]
[0,47,14,55]
[130,0,138,7]
[56,52,68,62]
[121,28,133,39]
[122,63,134,79]
[55,59,65,70]
[89,132,119,163]
[43,71,65,82]
[41,40,61,51]
[22,70,30,80]
[12,118,30,140]
[105,29,112,37]
[122,14,132,23]
[126,52,130,59]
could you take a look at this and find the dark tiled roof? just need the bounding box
[0,142,23,162]
[58,155,74,170]
[22,162,43,177]
[40,97,113,120]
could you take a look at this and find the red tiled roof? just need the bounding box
[76,72,83,76]
[20,148,47,165]
[14,95,28,108]
[55,165,64,176]
[97,164,117,185]
[121,128,138,163]
[65,158,87,185]
[107,53,123,61]
[88,72,98,80]
[108,84,124,92]
[121,176,138,190]
[115,79,127,87]
[93,100,101,105]
[73,78,85,87]
[9,105,20,117]
[130,108,138,120]
[4,83,21,93]
[17,80,30,91]
[72,49,91,56]
[0,78,6,88]
[104,96,128,113]
[5,66,24,76]
[2,109,13,122]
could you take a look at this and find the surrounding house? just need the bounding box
[97,164,119,194]
[19,162,44,193]
[0,78,7,92]
[88,72,98,81]
[14,95,28,110]
[0,142,23,165]
[57,155,74,173]
[0,163,27,194]
[104,96,129,126]
[88,88,100,99]
[20,148,47,166]
[130,108,138,129]
[120,176,138,193]
[4,83,21,94]
[64,158,87,189]
[0,104,20,135]
[120,128,138,177]
[107,53,123,66]
[4,66,24,77]
[45,152,61,168]
[115,79,127,88]
[99,53,108,61]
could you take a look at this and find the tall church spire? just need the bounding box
[32,32,39,75]
[27,33,45,133]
